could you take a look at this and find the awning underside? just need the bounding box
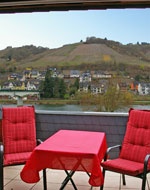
[0,0,150,14]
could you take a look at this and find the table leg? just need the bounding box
[60,170,77,190]
[43,169,47,190]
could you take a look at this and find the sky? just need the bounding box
[0,8,150,50]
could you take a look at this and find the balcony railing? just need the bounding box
[35,110,128,159]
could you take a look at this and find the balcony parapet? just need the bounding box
[35,110,128,159]
[36,110,128,117]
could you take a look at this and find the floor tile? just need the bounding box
[4,179,34,190]
[4,168,20,180]
[3,167,150,190]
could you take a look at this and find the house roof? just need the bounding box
[0,0,150,14]
[70,70,80,75]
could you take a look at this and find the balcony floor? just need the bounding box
[3,165,150,190]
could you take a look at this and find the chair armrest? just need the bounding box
[36,139,43,146]
[143,154,150,174]
[104,145,121,161]
[0,142,4,167]
[0,142,4,188]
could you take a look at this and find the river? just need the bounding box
[1,103,150,112]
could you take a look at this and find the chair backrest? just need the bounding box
[2,106,36,155]
[119,109,150,163]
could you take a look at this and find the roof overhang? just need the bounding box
[0,0,150,14]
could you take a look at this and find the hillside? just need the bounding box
[0,37,150,73]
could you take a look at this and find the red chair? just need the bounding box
[0,106,47,190]
[101,109,150,190]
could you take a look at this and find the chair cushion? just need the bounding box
[119,109,150,164]
[2,106,36,165]
[101,158,144,176]
[4,152,32,166]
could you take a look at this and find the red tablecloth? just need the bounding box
[20,130,107,186]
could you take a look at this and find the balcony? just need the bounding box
[4,165,150,189]
[1,110,150,189]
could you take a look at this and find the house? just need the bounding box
[79,82,90,92]
[57,71,64,78]
[51,71,58,78]
[12,81,25,90]
[90,83,102,94]
[119,82,128,91]
[3,81,25,90]
[23,70,32,79]
[8,73,18,80]
[80,72,91,83]
[92,71,112,79]
[26,81,37,90]
[131,81,138,91]
[63,70,70,79]
[31,70,40,79]
[91,80,108,94]
[70,70,80,78]
[25,79,40,90]
[3,81,14,89]
[138,82,150,95]
[39,71,46,80]
[8,73,25,81]
[18,74,25,81]
[49,67,56,72]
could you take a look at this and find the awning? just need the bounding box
[0,0,150,14]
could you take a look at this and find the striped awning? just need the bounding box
[0,0,150,13]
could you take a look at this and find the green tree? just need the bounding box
[41,70,67,99]
[59,79,66,98]
[43,70,54,98]
[104,85,120,112]
[78,86,133,112]
[74,78,79,90]
[69,87,77,96]
[120,91,134,106]
[53,77,60,98]
[135,74,141,81]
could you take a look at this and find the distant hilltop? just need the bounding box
[0,37,150,73]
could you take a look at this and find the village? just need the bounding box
[0,67,149,100]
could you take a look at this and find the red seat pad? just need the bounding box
[4,152,32,166]
[119,109,150,164]
[101,158,144,176]
[102,109,150,176]
[2,106,36,165]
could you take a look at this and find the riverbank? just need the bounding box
[133,95,150,105]
[1,95,150,106]
[0,99,79,105]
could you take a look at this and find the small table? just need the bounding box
[21,130,107,189]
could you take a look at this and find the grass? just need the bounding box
[133,101,150,105]
[1,95,150,106]
[0,99,79,105]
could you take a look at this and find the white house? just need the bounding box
[79,82,89,92]
[80,72,91,83]
[70,70,80,78]
[91,80,108,94]
[91,83,102,94]
[3,82,14,89]
[26,81,37,90]
[31,70,40,79]
[138,83,150,95]
[92,71,112,79]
